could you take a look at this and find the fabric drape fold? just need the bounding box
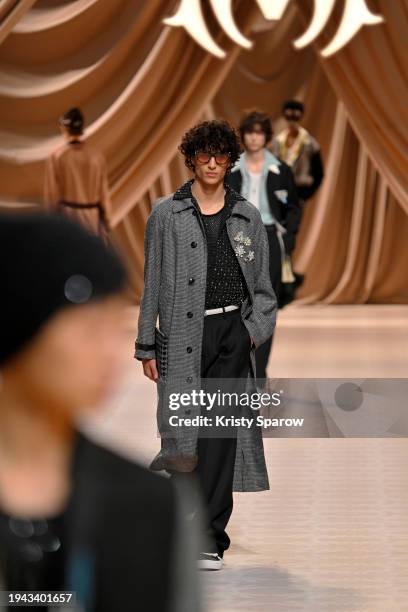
[0,0,36,45]
[0,0,406,303]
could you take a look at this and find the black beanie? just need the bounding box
[0,212,127,366]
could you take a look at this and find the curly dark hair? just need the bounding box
[179,120,241,172]
[239,110,272,144]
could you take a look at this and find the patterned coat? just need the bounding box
[134,181,277,492]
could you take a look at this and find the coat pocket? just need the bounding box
[155,327,169,380]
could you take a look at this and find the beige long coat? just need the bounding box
[44,140,112,238]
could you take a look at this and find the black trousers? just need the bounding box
[196,308,251,557]
[255,225,282,380]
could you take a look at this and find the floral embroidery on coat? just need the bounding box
[233,232,255,263]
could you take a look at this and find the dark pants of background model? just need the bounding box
[255,225,282,380]
[197,308,251,557]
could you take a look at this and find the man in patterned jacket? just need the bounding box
[135,120,277,570]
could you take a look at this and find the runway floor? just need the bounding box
[84,304,408,612]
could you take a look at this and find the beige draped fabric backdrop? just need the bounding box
[0,0,407,303]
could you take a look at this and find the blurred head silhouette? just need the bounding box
[0,213,128,418]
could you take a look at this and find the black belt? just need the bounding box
[59,201,106,225]
[59,200,102,211]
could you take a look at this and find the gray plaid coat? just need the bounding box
[134,181,277,492]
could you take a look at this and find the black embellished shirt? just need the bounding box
[173,180,248,309]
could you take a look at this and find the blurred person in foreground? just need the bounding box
[44,107,112,242]
[0,213,201,612]
[226,110,301,381]
[135,120,276,570]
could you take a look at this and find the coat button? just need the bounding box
[186,376,193,383]
[191,241,197,248]
[186,346,192,353]
[187,312,193,318]
[188,277,195,285]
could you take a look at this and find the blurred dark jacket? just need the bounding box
[0,433,201,612]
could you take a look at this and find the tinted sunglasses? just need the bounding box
[284,112,302,121]
[195,151,231,165]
